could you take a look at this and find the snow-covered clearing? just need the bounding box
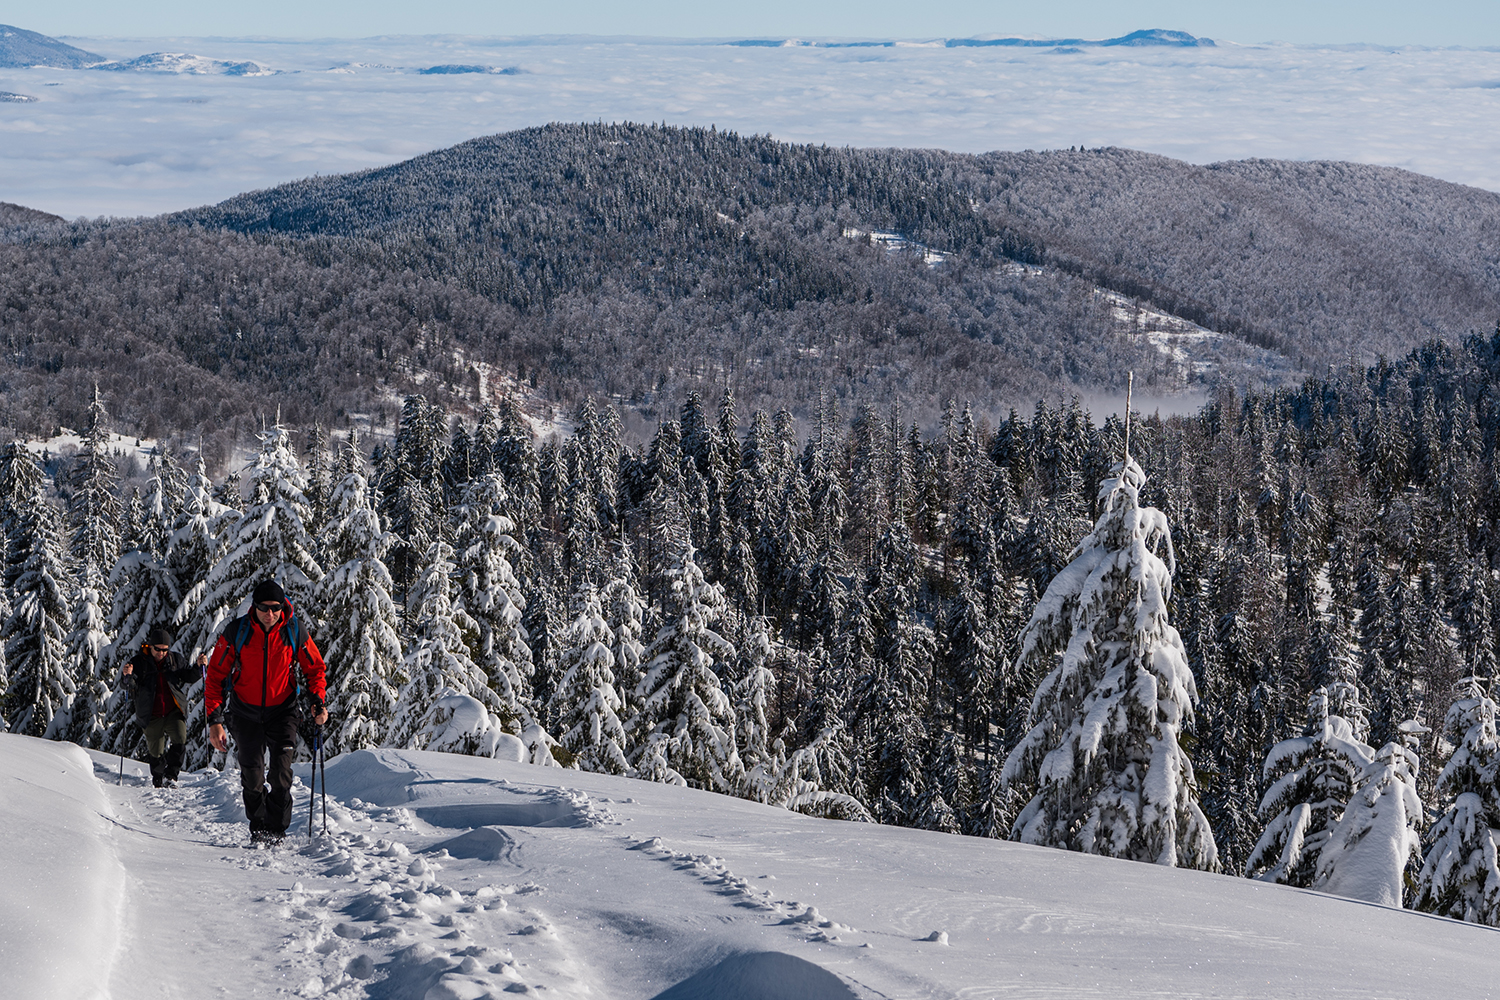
[4,731,1497,999]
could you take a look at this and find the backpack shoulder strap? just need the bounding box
[222,614,254,685]
[282,606,310,697]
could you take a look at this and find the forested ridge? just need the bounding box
[3,123,1499,463]
[8,327,1500,919]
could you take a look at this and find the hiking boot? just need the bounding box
[163,744,184,784]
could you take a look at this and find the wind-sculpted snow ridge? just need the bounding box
[0,735,127,1000]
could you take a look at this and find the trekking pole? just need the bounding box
[308,726,320,839]
[118,750,124,786]
[320,727,328,835]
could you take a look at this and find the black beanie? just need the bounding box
[252,579,286,605]
[146,627,173,646]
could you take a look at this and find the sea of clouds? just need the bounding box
[2,34,1499,218]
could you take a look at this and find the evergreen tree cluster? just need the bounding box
[8,332,1500,923]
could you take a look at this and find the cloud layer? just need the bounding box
[2,35,1498,217]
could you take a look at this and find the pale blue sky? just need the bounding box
[6,0,1498,47]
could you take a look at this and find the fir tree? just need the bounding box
[860,521,935,825]
[388,539,493,750]
[381,396,447,602]
[628,544,743,793]
[66,384,122,591]
[317,456,402,754]
[51,585,111,747]
[1244,687,1375,885]
[1002,457,1217,870]
[98,549,182,754]
[602,541,648,729]
[732,615,779,775]
[1,473,73,737]
[453,472,533,730]
[200,424,324,639]
[551,583,629,775]
[1314,740,1424,906]
[1415,676,1500,923]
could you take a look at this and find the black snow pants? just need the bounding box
[228,697,301,835]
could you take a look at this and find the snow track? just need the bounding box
[89,752,604,999]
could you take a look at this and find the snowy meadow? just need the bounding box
[2,34,1500,217]
[5,735,1498,1000]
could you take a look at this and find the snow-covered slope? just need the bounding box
[0,23,103,68]
[5,733,1497,999]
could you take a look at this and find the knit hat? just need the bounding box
[146,627,173,646]
[252,579,287,606]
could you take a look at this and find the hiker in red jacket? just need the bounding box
[205,579,329,845]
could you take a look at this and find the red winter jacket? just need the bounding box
[205,610,328,722]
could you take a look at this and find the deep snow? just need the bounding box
[3,731,1498,999]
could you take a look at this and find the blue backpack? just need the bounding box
[220,599,311,708]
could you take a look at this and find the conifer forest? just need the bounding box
[7,332,1500,923]
[5,124,1500,926]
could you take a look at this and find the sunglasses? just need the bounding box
[253,602,284,613]
[149,645,170,652]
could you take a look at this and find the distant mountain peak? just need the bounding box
[948,28,1215,49]
[88,52,275,76]
[724,29,1215,50]
[0,23,104,68]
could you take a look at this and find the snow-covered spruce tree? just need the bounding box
[66,383,123,590]
[166,461,238,768]
[388,538,492,749]
[137,450,188,561]
[732,615,778,777]
[1415,676,1500,923]
[452,472,533,729]
[317,457,402,754]
[1244,687,1375,885]
[628,544,743,793]
[380,396,447,606]
[417,687,527,758]
[199,424,323,639]
[1314,739,1424,906]
[54,390,123,748]
[914,729,966,834]
[50,585,111,747]
[1,471,73,737]
[0,440,42,587]
[860,519,935,826]
[550,583,629,774]
[602,540,648,730]
[169,460,237,661]
[1001,456,1217,870]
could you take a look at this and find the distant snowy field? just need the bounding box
[1,35,1499,218]
[4,732,1498,1000]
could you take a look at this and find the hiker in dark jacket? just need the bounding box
[122,627,199,788]
[205,579,329,845]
